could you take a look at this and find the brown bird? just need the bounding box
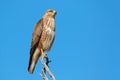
[28,9,57,74]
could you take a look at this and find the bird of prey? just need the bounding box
[28,9,57,74]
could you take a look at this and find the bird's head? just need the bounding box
[43,9,57,18]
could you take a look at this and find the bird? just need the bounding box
[28,9,57,74]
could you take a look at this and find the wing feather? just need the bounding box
[30,19,43,56]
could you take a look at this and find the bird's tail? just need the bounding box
[28,48,41,74]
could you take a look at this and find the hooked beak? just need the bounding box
[53,10,57,15]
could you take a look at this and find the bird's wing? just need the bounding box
[30,19,43,56]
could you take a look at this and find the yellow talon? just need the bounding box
[40,48,47,58]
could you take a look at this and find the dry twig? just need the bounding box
[40,56,56,80]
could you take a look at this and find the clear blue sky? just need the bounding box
[0,0,120,80]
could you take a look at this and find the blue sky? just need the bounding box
[0,0,120,80]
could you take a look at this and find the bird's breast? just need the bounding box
[40,28,55,50]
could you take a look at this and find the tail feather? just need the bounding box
[28,48,41,74]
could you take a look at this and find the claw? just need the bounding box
[40,48,47,58]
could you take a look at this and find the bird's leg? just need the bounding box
[40,48,47,58]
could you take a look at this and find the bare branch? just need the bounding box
[40,56,56,80]
[41,69,48,80]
